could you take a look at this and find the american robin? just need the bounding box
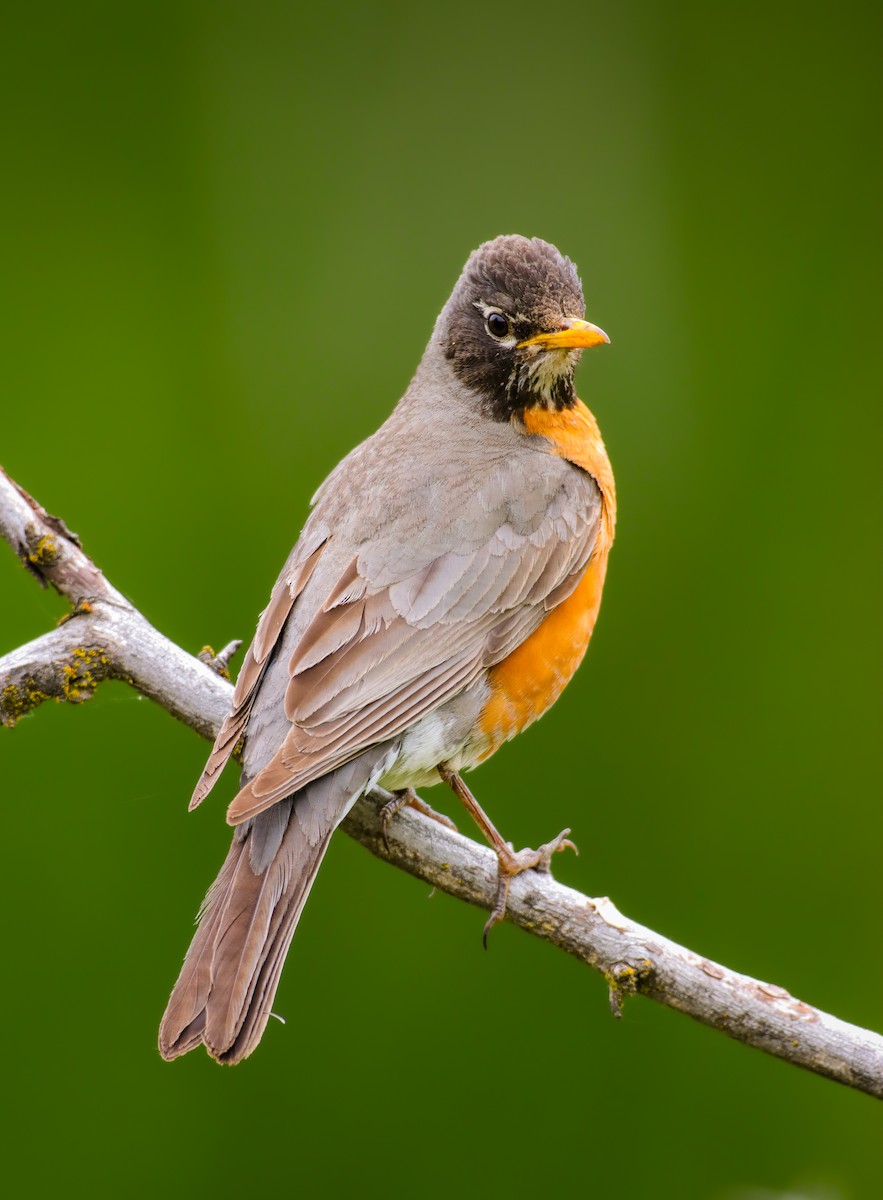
[159,235,615,1064]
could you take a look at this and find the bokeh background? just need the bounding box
[2,2,880,1196]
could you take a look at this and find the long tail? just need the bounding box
[159,754,382,1064]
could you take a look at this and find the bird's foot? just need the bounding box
[483,829,577,947]
[378,786,458,852]
[436,762,578,947]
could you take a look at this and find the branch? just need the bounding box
[2,465,881,1099]
[0,468,232,736]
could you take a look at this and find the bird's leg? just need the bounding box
[373,785,458,853]
[436,763,576,946]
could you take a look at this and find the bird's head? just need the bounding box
[436,235,609,420]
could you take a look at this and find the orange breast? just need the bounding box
[475,398,615,759]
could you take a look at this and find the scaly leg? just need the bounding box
[372,785,458,853]
[437,763,576,945]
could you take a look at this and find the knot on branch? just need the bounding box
[607,959,656,1018]
[22,528,60,586]
[198,640,242,680]
[57,600,95,625]
[14,491,81,585]
[27,532,59,568]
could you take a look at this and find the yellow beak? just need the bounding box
[517,317,610,351]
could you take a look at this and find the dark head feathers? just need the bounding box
[436,236,589,420]
[454,235,584,325]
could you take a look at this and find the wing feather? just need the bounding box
[189,535,328,810]
[220,451,603,826]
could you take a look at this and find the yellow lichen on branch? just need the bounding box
[0,644,113,725]
[26,533,59,568]
[1,679,54,726]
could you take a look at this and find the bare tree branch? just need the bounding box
[2,464,881,1098]
[0,468,231,736]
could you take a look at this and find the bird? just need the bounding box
[159,234,616,1064]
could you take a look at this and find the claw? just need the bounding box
[379,795,402,854]
[482,830,578,946]
[378,787,458,853]
[482,874,512,949]
[533,828,578,873]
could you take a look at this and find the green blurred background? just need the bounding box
[2,1,880,1195]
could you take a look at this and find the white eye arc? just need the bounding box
[473,301,517,347]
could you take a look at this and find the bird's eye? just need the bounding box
[486,312,510,340]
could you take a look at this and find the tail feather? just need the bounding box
[159,752,387,1064]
